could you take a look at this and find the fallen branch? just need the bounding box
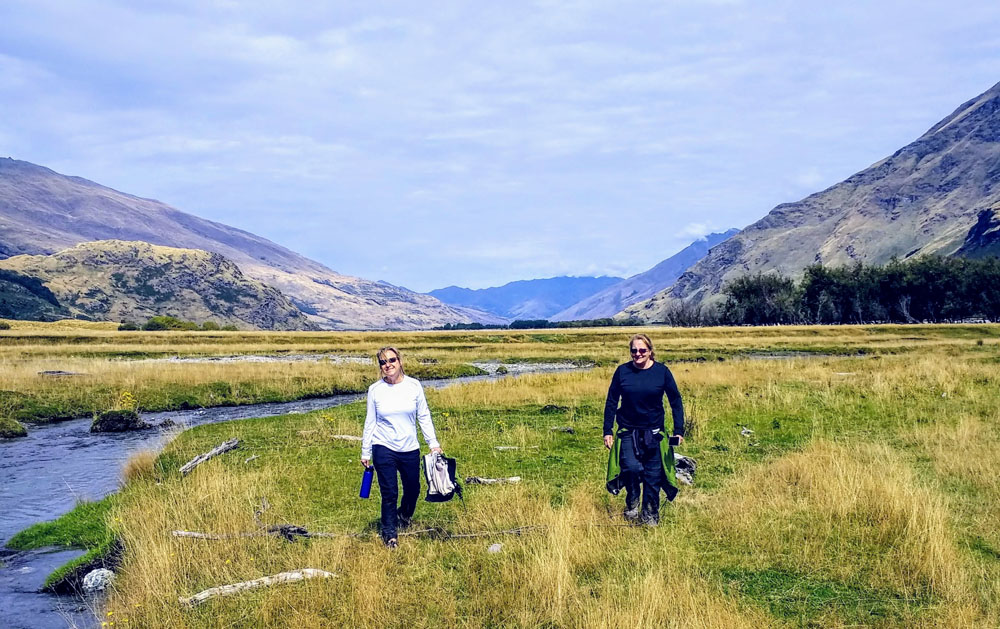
[465,476,521,485]
[180,439,240,476]
[447,525,545,539]
[550,426,575,434]
[244,455,259,464]
[172,530,264,540]
[178,568,334,607]
[330,434,362,441]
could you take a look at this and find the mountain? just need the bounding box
[623,80,1000,322]
[0,269,71,321]
[0,158,476,330]
[550,229,738,321]
[428,276,623,321]
[0,240,312,330]
[955,206,1000,258]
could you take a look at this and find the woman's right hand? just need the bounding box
[603,435,614,450]
[361,458,370,468]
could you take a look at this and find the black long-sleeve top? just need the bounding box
[603,361,684,436]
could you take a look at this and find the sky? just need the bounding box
[2,1,1000,292]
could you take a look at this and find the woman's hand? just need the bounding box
[361,458,370,468]
[431,446,443,454]
[603,435,614,450]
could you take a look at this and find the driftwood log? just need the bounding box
[465,476,521,485]
[330,434,362,441]
[180,439,240,475]
[178,568,335,607]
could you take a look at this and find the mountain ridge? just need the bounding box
[428,276,623,321]
[0,158,476,330]
[622,80,1000,321]
[551,229,738,321]
[0,240,312,330]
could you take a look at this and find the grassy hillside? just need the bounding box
[7,324,999,626]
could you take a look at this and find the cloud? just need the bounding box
[3,1,1000,291]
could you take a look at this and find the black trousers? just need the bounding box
[372,445,421,541]
[619,433,663,519]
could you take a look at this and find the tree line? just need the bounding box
[716,256,1000,326]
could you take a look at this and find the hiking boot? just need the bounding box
[640,512,659,528]
[623,495,640,522]
[397,515,412,531]
[385,538,398,549]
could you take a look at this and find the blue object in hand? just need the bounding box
[360,466,374,499]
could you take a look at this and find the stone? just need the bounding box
[487,543,503,553]
[82,568,115,593]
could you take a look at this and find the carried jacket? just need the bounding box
[605,429,679,502]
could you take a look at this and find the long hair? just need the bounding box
[376,346,404,376]
[629,333,655,361]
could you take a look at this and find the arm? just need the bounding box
[360,386,377,466]
[603,366,621,447]
[415,382,441,452]
[664,367,685,438]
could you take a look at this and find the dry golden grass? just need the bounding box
[120,449,158,484]
[16,322,1000,626]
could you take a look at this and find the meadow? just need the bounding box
[5,322,1000,627]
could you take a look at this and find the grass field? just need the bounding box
[6,322,1000,627]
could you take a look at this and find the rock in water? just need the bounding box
[82,568,115,593]
[90,410,151,432]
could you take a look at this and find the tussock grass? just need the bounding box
[121,449,159,484]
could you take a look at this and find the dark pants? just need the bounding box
[372,445,420,541]
[619,433,663,520]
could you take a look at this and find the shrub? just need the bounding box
[0,320,10,330]
[118,321,140,331]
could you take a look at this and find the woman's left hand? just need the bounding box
[431,446,443,454]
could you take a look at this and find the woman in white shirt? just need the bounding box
[361,346,443,548]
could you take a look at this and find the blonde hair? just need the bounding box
[376,346,404,375]
[629,333,655,361]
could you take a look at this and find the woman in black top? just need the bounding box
[603,333,684,526]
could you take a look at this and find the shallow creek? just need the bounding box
[0,361,582,629]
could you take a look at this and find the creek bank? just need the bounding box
[9,361,490,434]
[2,361,593,629]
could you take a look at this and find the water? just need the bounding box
[0,362,584,628]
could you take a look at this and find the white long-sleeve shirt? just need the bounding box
[361,375,440,459]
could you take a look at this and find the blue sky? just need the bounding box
[2,1,999,291]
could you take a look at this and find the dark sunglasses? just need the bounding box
[378,356,399,366]
[630,347,649,355]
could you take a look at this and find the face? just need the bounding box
[630,340,651,367]
[379,351,402,381]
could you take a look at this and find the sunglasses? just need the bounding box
[630,347,649,355]
[378,356,399,366]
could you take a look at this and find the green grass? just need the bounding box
[8,324,1000,626]
[0,414,27,437]
[7,497,114,551]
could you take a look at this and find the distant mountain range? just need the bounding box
[428,276,623,321]
[551,229,738,321]
[0,240,311,330]
[623,79,1000,322]
[0,158,476,330]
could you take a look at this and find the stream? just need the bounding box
[0,361,583,629]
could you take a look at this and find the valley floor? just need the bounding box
[5,323,1000,627]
